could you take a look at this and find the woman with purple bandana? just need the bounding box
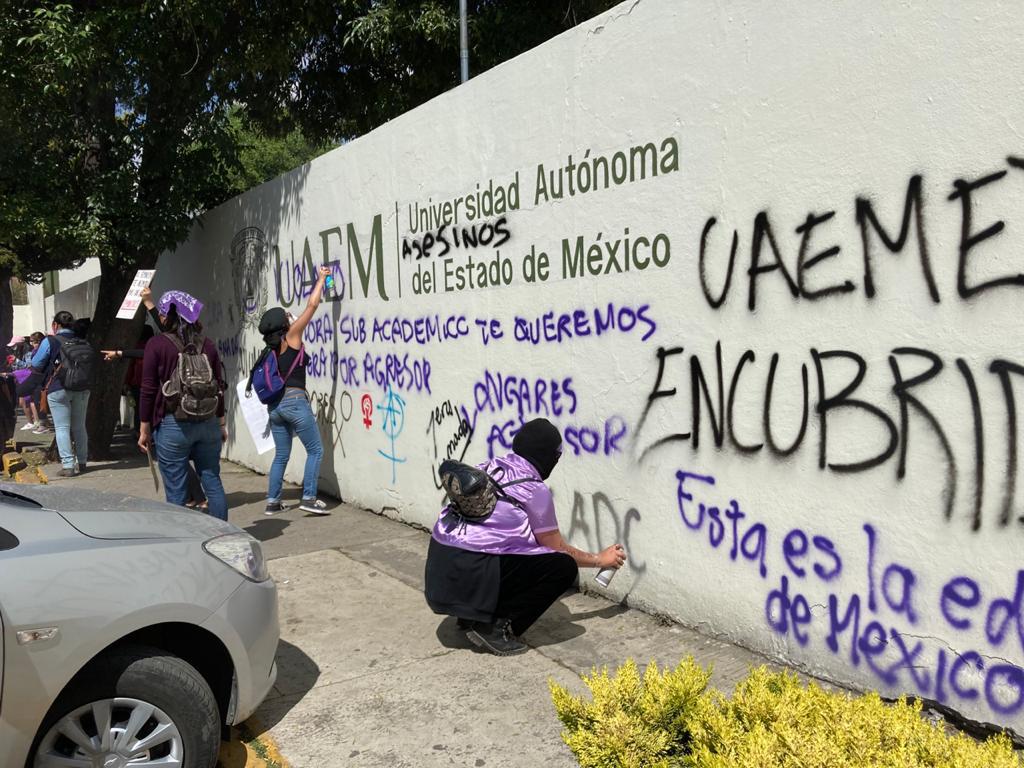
[138,290,229,520]
[425,418,627,655]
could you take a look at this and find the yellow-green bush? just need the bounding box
[550,660,1023,768]
[549,658,711,767]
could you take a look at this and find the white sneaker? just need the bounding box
[21,422,36,431]
[299,498,330,515]
[32,424,49,434]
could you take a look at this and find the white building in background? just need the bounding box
[14,258,102,335]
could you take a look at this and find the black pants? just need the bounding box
[425,540,578,635]
[495,552,578,636]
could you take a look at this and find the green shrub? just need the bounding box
[551,660,1023,768]
[549,658,711,767]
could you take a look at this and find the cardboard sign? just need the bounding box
[116,269,157,320]
[235,379,274,455]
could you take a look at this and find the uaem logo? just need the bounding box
[230,226,269,328]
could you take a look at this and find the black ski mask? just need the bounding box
[512,418,563,480]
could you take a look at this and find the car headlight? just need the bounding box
[203,533,270,582]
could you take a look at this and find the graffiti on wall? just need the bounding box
[230,227,270,328]
[675,468,1024,717]
[377,386,407,484]
[195,88,1024,732]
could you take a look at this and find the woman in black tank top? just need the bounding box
[277,345,306,390]
[255,266,332,516]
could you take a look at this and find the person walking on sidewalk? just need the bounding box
[14,332,44,431]
[252,266,331,516]
[138,291,229,520]
[104,287,207,509]
[24,311,95,477]
[424,418,627,656]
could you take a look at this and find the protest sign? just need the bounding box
[116,269,156,320]
[235,379,274,454]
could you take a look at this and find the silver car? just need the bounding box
[0,484,278,768]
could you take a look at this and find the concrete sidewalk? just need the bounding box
[38,437,784,767]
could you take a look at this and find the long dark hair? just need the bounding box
[163,306,204,348]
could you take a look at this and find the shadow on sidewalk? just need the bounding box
[261,639,321,728]
[245,517,291,542]
[434,616,477,650]
[526,599,628,648]
[225,489,270,507]
[433,595,629,651]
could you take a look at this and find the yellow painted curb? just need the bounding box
[3,451,26,475]
[13,465,47,484]
[255,732,289,768]
[218,740,274,768]
[218,721,289,768]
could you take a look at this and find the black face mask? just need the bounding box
[512,418,563,479]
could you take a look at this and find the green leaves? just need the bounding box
[1,0,624,282]
[551,661,1024,768]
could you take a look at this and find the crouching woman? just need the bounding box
[424,418,626,656]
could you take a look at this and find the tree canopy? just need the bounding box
[0,0,622,455]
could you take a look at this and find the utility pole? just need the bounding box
[459,0,469,83]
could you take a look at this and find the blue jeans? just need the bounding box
[154,416,228,520]
[47,388,89,469]
[268,391,323,502]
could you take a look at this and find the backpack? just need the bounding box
[160,332,220,421]
[438,459,536,524]
[247,346,305,405]
[52,335,97,392]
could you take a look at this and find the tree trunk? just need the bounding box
[0,271,15,449]
[85,259,155,459]
[0,270,13,354]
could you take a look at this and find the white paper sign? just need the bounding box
[116,269,157,320]
[235,379,275,455]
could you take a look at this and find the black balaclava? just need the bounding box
[512,418,563,480]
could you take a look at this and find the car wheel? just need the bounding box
[31,644,220,768]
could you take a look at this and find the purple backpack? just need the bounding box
[248,347,305,405]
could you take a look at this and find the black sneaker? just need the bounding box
[456,618,475,631]
[299,498,330,515]
[265,501,284,515]
[466,619,528,656]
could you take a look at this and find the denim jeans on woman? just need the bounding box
[154,415,227,520]
[47,388,89,470]
[268,390,323,502]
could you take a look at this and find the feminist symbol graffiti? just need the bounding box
[361,393,373,429]
[377,387,406,484]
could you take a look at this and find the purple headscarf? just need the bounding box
[158,290,204,324]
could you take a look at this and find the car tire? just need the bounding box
[30,644,221,768]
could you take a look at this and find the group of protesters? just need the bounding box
[5,270,335,522]
[9,313,95,476]
[5,268,630,655]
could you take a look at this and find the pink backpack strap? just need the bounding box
[281,346,305,382]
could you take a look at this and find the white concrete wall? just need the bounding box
[22,258,102,332]
[158,0,1024,731]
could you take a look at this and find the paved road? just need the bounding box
[33,433,782,768]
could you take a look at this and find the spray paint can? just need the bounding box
[325,274,335,290]
[594,568,617,588]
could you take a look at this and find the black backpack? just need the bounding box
[438,459,536,524]
[52,335,97,392]
[161,333,220,421]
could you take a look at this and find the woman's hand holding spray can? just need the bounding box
[594,543,627,587]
